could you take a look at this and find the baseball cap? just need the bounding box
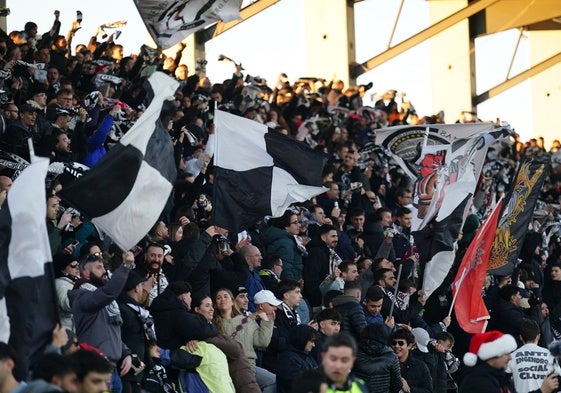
[19,103,39,113]
[411,328,430,353]
[254,289,282,306]
[233,286,248,298]
[123,271,149,292]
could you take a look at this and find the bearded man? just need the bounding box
[69,251,135,393]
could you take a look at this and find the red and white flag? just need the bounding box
[452,200,503,334]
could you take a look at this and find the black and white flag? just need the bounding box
[0,156,58,378]
[59,72,179,251]
[135,0,242,48]
[213,110,328,233]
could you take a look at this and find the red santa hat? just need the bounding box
[463,330,517,367]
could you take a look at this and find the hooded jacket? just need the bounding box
[354,338,402,393]
[333,295,367,340]
[276,325,318,393]
[149,286,218,350]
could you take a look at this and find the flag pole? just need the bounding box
[27,139,36,164]
[448,267,468,317]
[388,263,403,320]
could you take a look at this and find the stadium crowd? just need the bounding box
[2,9,561,393]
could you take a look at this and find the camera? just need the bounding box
[197,194,208,208]
[213,234,229,255]
[67,107,80,117]
[0,8,10,17]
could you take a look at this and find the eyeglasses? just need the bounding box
[84,254,102,263]
[392,340,407,347]
[92,251,103,257]
[70,262,79,268]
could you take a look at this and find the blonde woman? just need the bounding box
[214,288,276,393]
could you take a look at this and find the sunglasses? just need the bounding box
[69,262,79,268]
[392,340,407,347]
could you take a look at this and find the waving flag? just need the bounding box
[0,157,58,379]
[59,72,178,251]
[489,155,550,275]
[135,0,242,48]
[213,110,327,233]
[413,130,509,299]
[453,200,503,334]
[376,124,509,231]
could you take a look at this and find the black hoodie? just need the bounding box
[276,325,319,393]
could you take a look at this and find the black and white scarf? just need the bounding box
[380,286,409,311]
[127,303,157,342]
[280,302,301,326]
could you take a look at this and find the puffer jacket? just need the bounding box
[354,339,403,393]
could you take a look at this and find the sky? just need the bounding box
[6,0,537,141]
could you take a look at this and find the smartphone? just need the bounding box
[76,10,83,23]
[70,240,80,247]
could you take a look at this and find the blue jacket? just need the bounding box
[245,269,265,313]
[83,114,114,167]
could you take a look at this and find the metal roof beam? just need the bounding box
[198,0,281,42]
[473,50,561,105]
[350,0,500,78]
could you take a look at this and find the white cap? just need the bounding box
[254,289,282,306]
[412,328,430,353]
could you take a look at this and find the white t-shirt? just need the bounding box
[507,343,558,393]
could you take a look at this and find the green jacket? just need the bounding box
[264,226,303,281]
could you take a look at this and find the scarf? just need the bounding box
[280,302,301,326]
[127,303,157,342]
[79,281,123,326]
[380,286,409,311]
[294,235,308,257]
[328,247,343,275]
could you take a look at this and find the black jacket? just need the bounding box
[332,295,367,340]
[413,348,447,393]
[117,293,149,382]
[149,287,218,350]
[276,325,318,393]
[401,354,433,393]
[165,238,207,299]
[303,238,331,308]
[262,304,299,373]
[354,339,402,393]
[363,221,396,262]
[488,299,525,341]
[209,251,250,296]
[459,362,514,393]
